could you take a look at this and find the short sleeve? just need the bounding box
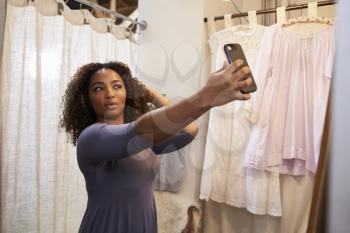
[77,123,152,165]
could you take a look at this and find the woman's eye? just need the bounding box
[113,84,122,89]
[93,87,102,92]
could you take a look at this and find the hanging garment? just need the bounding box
[153,149,186,192]
[200,25,282,216]
[245,23,336,175]
[151,102,186,193]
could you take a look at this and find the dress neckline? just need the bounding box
[229,24,265,37]
[278,23,335,50]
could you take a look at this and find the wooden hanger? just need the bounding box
[283,1,334,27]
[282,16,334,27]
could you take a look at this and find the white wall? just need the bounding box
[137,0,206,95]
[328,0,350,232]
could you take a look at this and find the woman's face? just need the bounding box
[88,68,127,125]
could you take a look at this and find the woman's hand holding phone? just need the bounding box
[224,43,257,94]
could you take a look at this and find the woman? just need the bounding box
[60,60,251,233]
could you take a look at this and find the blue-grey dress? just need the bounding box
[76,123,194,233]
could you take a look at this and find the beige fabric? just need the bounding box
[204,200,280,233]
[1,5,135,233]
[203,174,314,233]
[8,0,27,7]
[85,12,111,33]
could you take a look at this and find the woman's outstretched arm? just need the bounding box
[134,60,252,145]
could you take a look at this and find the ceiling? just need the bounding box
[67,0,138,17]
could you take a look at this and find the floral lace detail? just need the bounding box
[208,25,266,68]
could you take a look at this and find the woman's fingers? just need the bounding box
[235,66,251,80]
[227,59,244,74]
[235,92,251,100]
[234,76,253,91]
[227,65,251,86]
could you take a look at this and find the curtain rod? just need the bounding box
[72,0,147,30]
[204,0,336,22]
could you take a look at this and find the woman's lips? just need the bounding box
[105,103,118,110]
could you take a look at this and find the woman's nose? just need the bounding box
[105,86,116,98]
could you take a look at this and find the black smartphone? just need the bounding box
[223,43,257,94]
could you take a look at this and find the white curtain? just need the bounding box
[1,4,135,233]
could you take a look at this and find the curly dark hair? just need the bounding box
[59,61,152,146]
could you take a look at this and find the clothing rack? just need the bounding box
[71,0,147,30]
[204,0,336,22]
